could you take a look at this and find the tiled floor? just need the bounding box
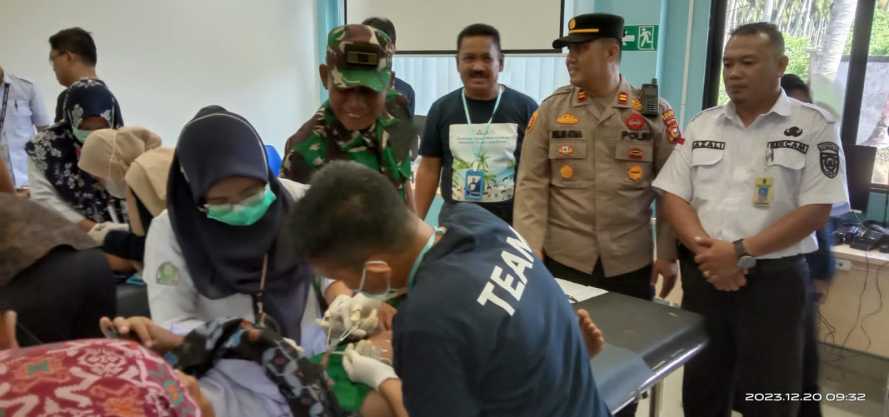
[630,350,887,417]
[419,193,889,416]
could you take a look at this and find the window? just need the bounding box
[705,0,889,207]
[393,55,570,116]
[717,0,859,119]
[862,6,889,183]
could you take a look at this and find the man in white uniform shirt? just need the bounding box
[0,65,51,190]
[652,22,849,417]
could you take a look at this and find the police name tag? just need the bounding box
[753,177,774,207]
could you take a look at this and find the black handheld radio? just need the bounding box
[641,78,660,118]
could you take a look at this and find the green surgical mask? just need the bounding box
[205,185,277,226]
[73,128,92,143]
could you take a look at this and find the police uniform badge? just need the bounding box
[625,113,646,131]
[527,110,539,133]
[662,109,684,145]
[617,92,629,105]
[627,165,643,182]
[818,142,840,178]
[784,126,803,137]
[577,90,588,103]
[557,113,579,125]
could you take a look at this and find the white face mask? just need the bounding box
[104,179,128,199]
[73,128,92,143]
[357,260,406,302]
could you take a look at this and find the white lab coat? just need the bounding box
[143,179,328,417]
[143,178,328,354]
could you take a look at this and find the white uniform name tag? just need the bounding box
[449,123,518,203]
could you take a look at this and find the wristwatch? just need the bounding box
[733,239,756,269]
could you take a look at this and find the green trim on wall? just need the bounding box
[316,0,343,102]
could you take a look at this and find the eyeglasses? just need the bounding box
[200,186,265,211]
[48,51,67,63]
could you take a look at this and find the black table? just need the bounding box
[575,291,708,417]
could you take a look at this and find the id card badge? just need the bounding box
[448,123,518,203]
[464,169,486,201]
[753,177,774,207]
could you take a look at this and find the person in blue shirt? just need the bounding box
[415,24,538,225]
[291,160,611,417]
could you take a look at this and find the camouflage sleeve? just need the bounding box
[385,94,417,166]
[280,118,320,183]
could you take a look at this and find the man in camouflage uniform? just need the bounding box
[282,24,415,204]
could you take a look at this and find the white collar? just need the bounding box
[721,89,792,125]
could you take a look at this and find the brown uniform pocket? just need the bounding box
[548,140,589,188]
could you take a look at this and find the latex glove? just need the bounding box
[345,293,383,318]
[345,293,383,337]
[353,337,392,365]
[318,295,352,329]
[347,306,380,339]
[316,294,351,335]
[88,222,129,244]
[342,343,398,389]
[318,294,382,343]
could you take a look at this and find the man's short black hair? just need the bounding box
[290,161,414,270]
[730,22,785,55]
[49,27,97,66]
[457,23,502,53]
[363,17,396,43]
[781,74,809,95]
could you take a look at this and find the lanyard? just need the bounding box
[407,228,443,290]
[0,84,10,138]
[461,85,503,139]
[255,255,271,328]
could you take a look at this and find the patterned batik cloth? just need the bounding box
[0,338,201,417]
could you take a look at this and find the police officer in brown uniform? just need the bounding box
[514,14,681,370]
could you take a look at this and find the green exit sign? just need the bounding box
[623,25,659,51]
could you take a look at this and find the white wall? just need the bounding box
[346,0,565,52]
[0,0,320,152]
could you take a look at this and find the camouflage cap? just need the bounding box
[326,24,393,92]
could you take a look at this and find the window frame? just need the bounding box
[702,0,880,209]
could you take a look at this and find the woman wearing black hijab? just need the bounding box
[26,79,126,233]
[117,106,329,348]
[104,106,343,415]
